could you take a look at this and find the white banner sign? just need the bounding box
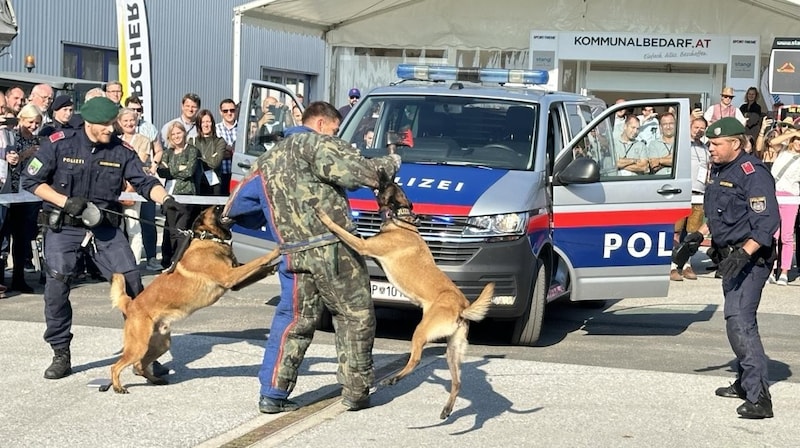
[531,31,732,64]
[116,0,153,123]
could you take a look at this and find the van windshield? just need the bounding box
[343,96,537,170]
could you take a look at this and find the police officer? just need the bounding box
[703,117,779,419]
[21,97,180,379]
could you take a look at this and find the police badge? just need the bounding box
[749,196,767,213]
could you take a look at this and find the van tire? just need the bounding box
[511,260,546,346]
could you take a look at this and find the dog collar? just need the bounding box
[193,230,228,244]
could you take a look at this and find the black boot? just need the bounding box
[0,256,6,286]
[737,393,774,419]
[44,347,72,379]
[10,265,33,293]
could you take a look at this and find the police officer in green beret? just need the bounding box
[21,97,182,380]
[703,117,779,418]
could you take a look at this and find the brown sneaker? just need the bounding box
[670,269,683,281]
[682,266,697,280]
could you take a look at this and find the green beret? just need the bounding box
[705,117,746,138]
[80,97,119,124]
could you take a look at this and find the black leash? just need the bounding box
[97,206,193,237]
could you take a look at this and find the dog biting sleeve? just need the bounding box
[226,174,270,230]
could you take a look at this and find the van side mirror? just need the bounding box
[555,157,601,185]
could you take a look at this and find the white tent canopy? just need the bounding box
[236,0,800,53]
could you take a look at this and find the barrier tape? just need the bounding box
[0,191,228,206]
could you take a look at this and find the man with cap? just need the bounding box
[704,87,746,126]
[21,97,181,380]
[699,117,778,419]
[338,87,361,119]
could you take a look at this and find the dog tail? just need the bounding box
[109,273,132,313]
[461,282,494,322]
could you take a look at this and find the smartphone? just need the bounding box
[693,102,702,110]
[1,117,17,127]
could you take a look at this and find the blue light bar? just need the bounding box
[396,64,549,85]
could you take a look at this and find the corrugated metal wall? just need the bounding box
[0,0,326,131]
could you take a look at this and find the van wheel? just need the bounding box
[511,260,546,346]
[316,308,334,332]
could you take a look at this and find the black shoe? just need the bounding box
[258,396,299,414]
[342,396,371,411]
[10,281,34,293]
[715,381,746,399]
[44,348,72,379]
[737,394,774,419]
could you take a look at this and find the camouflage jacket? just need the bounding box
[259,131,400,252]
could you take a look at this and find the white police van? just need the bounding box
[230,66,692,345]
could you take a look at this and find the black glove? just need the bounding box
[62,196,88,217]
[717,248,751,279]
[162,195,180,213]
[672,231,704,266]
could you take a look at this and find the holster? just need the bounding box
[39,210,64,233]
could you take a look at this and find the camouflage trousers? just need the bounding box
[258,243,376,402]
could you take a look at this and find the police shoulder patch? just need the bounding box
[741,161,755,175]
[749,196,767,213]
[49,131,65,143]
[27,157,43,176]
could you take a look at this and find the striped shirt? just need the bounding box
[215,121,237,175]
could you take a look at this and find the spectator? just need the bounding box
[84,88,105,101]
[157,121,200,269]
[740,87,763,145]
[5,85,24,114]
[123,95,162,271]
[291,105,303,126]
[104,81,124,106]
[615,115,648,175]
[39,95,75,137]
[768,128,800,286]
[646,112,676,176]
[118,108,151,265]
[161,93,201,148]
[637,105,660,144]
[215,98,237,196]
[0,109,15,293]
[189,109,225,196]
[2,104,43,292]
[670,117,709,281]
[338,87,360,118]
[28,84,54,124]
[755,116,795,169]
[612,98,628,139]
[704,87,746,126]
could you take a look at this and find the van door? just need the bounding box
[551,98,692,300]
[229,79,302,263]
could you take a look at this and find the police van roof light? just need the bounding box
[396,64,548,85]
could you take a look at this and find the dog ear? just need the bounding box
[378,168,391,187]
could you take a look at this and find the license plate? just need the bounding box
[370,280,411,302]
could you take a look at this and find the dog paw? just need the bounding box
[113,386,129,394]
[379,377,398,387]
[439,407,452,419]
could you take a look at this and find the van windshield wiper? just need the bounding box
[415,161,493,169]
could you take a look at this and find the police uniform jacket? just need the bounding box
[20,128,161,217]
[704,151,779,249]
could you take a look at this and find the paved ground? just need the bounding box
[1,250,799,447]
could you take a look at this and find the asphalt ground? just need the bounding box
[1,249,799,447]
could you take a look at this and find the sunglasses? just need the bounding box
[350,96,360,100]
[721,95,734,99]
[221,108,236,113]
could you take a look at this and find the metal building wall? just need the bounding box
[0,0,326,130]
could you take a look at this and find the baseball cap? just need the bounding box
[348,88,361,98]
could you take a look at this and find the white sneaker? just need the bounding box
[768,274,777,284]
[146,258,162,271]
[777,275,789,286]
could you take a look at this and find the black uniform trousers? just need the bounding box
[42,224,142,349]
[722,259,771,403]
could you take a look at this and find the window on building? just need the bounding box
[260,68,312,106]
[63,44,118,81]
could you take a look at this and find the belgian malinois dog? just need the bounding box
[317,171,495,419]
[108,205,280,394]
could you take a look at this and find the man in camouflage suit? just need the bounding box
[225,101,400,413]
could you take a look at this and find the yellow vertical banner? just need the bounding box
[116,0,152,123]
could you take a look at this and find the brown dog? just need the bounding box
[108,205,280,394]
[317,172,494,419]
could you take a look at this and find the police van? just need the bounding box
[230,65,692,345]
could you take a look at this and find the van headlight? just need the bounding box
[464,212,527,238]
